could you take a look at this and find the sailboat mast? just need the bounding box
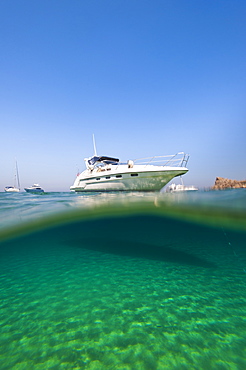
[16,161,21,190]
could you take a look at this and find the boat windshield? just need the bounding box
[88,156,119,166]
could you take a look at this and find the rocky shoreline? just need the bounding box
[212,177,246,190]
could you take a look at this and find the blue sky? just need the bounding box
[1,0,245,191]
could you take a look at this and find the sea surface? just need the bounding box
[0,189,245,370]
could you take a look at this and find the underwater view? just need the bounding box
[0,190,245,370]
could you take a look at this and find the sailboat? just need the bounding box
[4,161,21,192]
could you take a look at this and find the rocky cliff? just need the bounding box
[212,177,246,190]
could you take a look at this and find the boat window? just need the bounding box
[88,156,119,165]
[100,156,119,164]
[96,178,100,180]
[88,156,100,165]
[106,176,110,179]
[116,175,122,178]
[131,173,138,177]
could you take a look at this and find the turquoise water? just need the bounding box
[0,190,246,369]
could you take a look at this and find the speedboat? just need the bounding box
[70,151,189,192]
[4,186,20,193]
[166,183,198,192]
[24,184,44,193]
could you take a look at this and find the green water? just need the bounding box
[0,192,246,369]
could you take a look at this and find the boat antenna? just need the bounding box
[93,134,97,156]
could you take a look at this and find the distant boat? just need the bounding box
[4,161,21,192]
[166,177,198,193]
[24,184,44,193]
[166,183,198,192]
[70,136,189,192]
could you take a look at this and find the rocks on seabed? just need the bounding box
[212,177,246,190]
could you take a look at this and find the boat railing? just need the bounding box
[132,152,189,168]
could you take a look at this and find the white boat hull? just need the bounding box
[4,187,20,193]
[70,167,188,192]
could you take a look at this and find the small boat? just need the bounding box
[4,186,20,193]
[4,161,21,192]
[166,182,198,193]
[70,137,189,192]
[24,184,44,193]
